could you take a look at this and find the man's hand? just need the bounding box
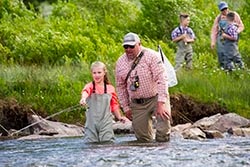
[156,102,171,120]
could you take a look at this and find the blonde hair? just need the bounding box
[90,61,110,84]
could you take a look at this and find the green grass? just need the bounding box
[171,67,250,118]
[0,64,91,124]
[0,0,249,124]
[0,63,250,125]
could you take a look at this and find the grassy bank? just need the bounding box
[172,68,250,119]
[0,0,249,123]
[0,64,89,124]
[0,64,249,124]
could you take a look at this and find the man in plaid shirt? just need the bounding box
[115,32,171,142]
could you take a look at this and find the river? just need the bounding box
[0,134,249,167]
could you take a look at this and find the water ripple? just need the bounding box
[0,135,249,167]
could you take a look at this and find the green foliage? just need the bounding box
[138,0,195,41]
[0,0,142,65]
[0,0,34,19]
[0,64,90,123]
[0,0,249,122]
[0,0,249,66]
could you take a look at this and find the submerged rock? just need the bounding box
[182,127,206,140]
[16,115,84,140]
[209,113,250,132]
[228,127,250,137]
[172,112,250,140]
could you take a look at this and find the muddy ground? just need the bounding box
[0,94,229,136]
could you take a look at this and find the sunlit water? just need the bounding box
[0,134,249,167]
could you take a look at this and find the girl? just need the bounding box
[80,61,127,143]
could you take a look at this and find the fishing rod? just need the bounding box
[175,110,194,124]
[0,123,10,136]
[10,104,82,136]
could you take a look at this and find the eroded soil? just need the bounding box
[0,94,229,136]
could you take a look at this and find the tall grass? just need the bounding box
[0,64,91,124]
[0,62,250,124]
[0,0,249,123]
[171,67,250,118]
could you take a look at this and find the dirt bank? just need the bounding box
[0,94,229,136]
[170,94,228,124]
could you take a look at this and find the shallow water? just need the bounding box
[0,134,249,167]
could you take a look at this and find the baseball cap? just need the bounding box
[122,32,140,46]
[218,1,228,11]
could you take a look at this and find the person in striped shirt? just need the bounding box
[115,32,171,142]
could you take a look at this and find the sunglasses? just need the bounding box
[123,45,135,49]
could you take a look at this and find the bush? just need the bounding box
[0,0,249,123]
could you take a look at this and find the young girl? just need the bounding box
[80,61,127,143]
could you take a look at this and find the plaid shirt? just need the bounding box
[115,46,169,112]
[171,26,195,40]
[226,23,238,40]
[211,11,244,46]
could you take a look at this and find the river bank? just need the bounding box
[0,93,235,139]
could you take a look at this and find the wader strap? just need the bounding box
[104,81,107,93]
[178,26,183,34]
[92,81,96,93]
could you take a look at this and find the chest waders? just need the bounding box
[175,37,193,71]
[224,33,244,71]
[217,17,228,68]
[224,39,237,70]
[84,82,114,143]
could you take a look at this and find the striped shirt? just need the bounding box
[115,46,169,112]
